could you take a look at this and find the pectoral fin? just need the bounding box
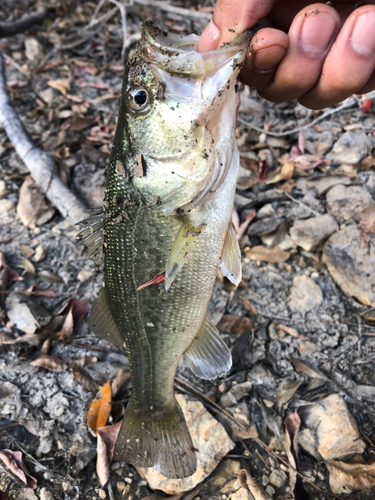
[183,316,232,380]
[165,221,204,291]
[88,288,124,347]
[76,208,104,272]
[219,223,242,286]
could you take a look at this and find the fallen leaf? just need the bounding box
[47,79,70,95]
[22,258,36,275]
[237,469,272,500]
[291,357,329,381]
[244,245,290,263]
[21,245,34,258]
[0,449,37,489]
[217,315,253,335]
[277,380,301,411]
[87,381,112,434]
[38,270,63,283]
[76,79,111,89]
[17,176,55,228]
[326,460,375,491]
[61,115,90,132]
[96,421,122,486]
[239,296,258,316]
[54,298,89,343]
[30,355,66,371]
[73,365,99,393]
[276,324,308,340]
[24,285,57,298]
[285,412,302,498]
[111,368,131,398]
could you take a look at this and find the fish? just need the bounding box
[77,22,249,479]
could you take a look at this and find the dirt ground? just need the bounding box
[1,1,375,500]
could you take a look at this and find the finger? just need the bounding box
[198,0,275,52]
[256,3,341,103]
[356,70,375,94]
[239,28,289,88]
[299,5,375,109]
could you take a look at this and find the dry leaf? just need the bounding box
[277,380,301,411]
[17,176,55,228]
[38,270,63,283]
[326,460,375,491]
[291,357,328,381]
[61,115,90,132]
[87,381,112,434]
[244,245,290,263]
[21,245,34,257]
[276,324,308,340]
[0,449,37,489]
[24,285,57,298]
[284,412,302,497]
[73,365,99,393]
[30,355,66,371]
[238,296,258,316]
[22,258,36,275]
[54,298,89,343]
[47,79,70,95]
[96,421,122,486]
[237,469,272,500]
[111,368,131,398]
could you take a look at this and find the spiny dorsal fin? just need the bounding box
[165,221,204,291]
[219,223,242,286]
[88,288,124,348]
[183,316,232,380]
[76,208,104,272]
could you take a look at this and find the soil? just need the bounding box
[0,1,375,500]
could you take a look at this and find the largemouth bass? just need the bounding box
[78,23,249,479]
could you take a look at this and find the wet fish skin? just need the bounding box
[78,23,249,479]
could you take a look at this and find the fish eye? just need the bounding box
[127,86,150,112]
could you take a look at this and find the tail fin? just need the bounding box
[114,399,196,478]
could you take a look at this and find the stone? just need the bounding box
[139,394,234,494]
[269,469,287,488]
[220,391,237,408]
[298,394,365,461]
[289,275,323,313]
[323,226,375,306]
[40,489,55,500]
[25,37,45,64]
[239,95,264,117]
[0,180,6,197]
[290,214,338,251]
[77,269,95,282]
[209,459,241,495]
[0,199,15,214]
[327,130,370,164]
[33,244,46,262]
[306,175,351,196]
[326,185,374,221]
[230,488,253,500]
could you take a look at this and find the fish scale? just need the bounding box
[78,22,250,479]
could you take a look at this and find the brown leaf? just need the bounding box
[276,324,308,340]
[96,421,122,486]
[61,115,90,132]
[47,79,70,95]
[21,245,34,258]
[0,449,37,489]
[54,298,89,343]
[30,354,66,371]
[244,245,290,263]
[237,469,273,500]
[239,296,258,316]
[87,381,112,434]
[277,380,301,411]
[326,460,375,491]
[22,258,36,275]
[285,412,301,497]
[73,365,99,393]
[291,357,329,381]
[38,270,63,283]
[111,368,131,398]
[217,315,253,334]
[0,252,22,310]
[17,176,54,227]
[24,285,57,298]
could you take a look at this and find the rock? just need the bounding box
[209,459,241,495]
[139,394,234,494]
[269,469,287,488]
[33,244,46,262]
[25,37,45,64]
[230,487,253,500]
[40,489,55,500]
[230,381,253,402]
[323,226,375,306]
[5,295,51,334]
[225,403,251,441]
[0,199,15,214]
[0,180,7,197]
[306,175,351,196]
[220,391,237,408]
[77,269,94,282]
[326,185,374,221]
[290,214,338,251]
[248,217,285,236]
[239,95,264,117]
[298,394,365,461]
[327,130,370,164]
[289,275,323,313]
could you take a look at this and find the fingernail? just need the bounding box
[300,12,336,55]
[253,46,286,71]
[198,20,220,53]
[351,12,375,55]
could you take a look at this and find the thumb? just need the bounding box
[198,0,275,51]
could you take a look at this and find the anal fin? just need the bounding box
[219,223,242,286]
[183,316,232,380]
[165,221,204,291]
[88,288,124,347]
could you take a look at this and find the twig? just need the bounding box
[3,53,29,76]
[131,0,211,21]
[108,0,128,60]
[283,192,321,216]
[0,51,86,226]
[238,92,375,138]
[89,0,108,26]
[175,377,343,499]
[0,8,49,39]
[123,32,141,63]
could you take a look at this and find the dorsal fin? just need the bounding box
[219,223,242,286]
[88,288,124,347]
[76,208,104,272]
[183,316,232,380]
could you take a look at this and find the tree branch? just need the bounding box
[0,8,50,39]
[0,51,86,225]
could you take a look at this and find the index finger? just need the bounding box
[198,0,275,51]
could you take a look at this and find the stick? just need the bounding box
[0,52,86,226]
[0,8,50,39]
[132,0,211,21]
[108,0,128,60]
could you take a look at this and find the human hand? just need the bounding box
[198,1,375,109]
